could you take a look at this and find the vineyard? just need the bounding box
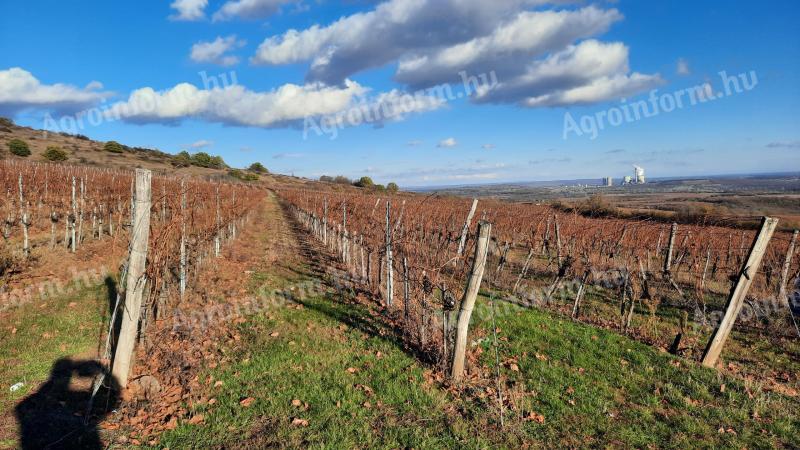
[2,158,799,447]
[278,187,800,388]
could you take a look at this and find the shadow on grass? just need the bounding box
[14,358,119,450]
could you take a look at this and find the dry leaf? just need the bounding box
[291,399,302,407]
[291,418,309,427]
[346,367,359,374]
[509,364,519,372]
[270,332,280,337]
[188,414,205,425]
[240,397,255,407]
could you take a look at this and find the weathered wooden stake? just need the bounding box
[385,201,394,307]
[664,222,677,274]
[180,179,187,299]
[778,230,798,301]
[456,198,479,258]
[451,221,492,382]
[701,217,779,368]
[111,169,152,389]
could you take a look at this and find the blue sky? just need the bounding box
[1,0,798,186]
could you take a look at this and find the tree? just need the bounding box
[374,184,386,192]
[248,162,269,174]
[354,176,374,188]
[104,141,124,153]
[43,146,68,162]
[319,175,334,182]
[173,151,192,167]
[210,155,227,169]
[333,175,351,185]
[387,182,399,193]
[8,139,30,157]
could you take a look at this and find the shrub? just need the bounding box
[354,176,374,188]
[387,182,399,193]
[319,175,334,182]
[104,141,124,153]
[333,175,351,185]
[228,169,259,182]
[43,146,68,161]
[0,117,13,127]
[173,151,192,167]
[190,152,227,169]
[248,162,269,174]
[374,184,386,192]
[8,139,31,157]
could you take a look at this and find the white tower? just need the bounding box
[633,165,645,184]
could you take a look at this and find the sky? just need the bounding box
[1,0,798,187]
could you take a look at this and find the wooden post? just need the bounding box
[403,257,410,323]
[554,215,562,266]
[180,179,187,299]
[457,198,479,257]
[451,221,492,382]
[385,201,394,307]
[112,169,152,389]
[664,223,677,274]
[701,217,779,368]
[778,230,798,301]
[70,177,77,252]
[18,175,29,257]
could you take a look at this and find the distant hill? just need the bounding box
[0,117,232,176]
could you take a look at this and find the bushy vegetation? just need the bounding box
[43,146,68,162]
[248,162,269,174]
[104,140,124,153]
[228,169,259,182]
[8,139,31,157]
[354,176,374,188]
[387,182,399,193]
[0,117,13,127]
[191,151,227,169]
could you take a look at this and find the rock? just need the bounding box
[130,375,162,401]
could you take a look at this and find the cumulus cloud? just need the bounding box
[102,78,441,130]
[190,36,246,66]
[213,0,295,21]
[251,1,658,107]
[0,67,110,115]
[170,0,208,21]
[473,40,663,107]
[103,80,368,128]
[438,137,457,148]
[676,58,690,76]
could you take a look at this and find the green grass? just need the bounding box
[158,289,501,449]
[471,295,800,449]
[0,280,110,409]
[0,278,111,448]
[156,262,800,449]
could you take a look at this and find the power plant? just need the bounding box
[601,166,646,187]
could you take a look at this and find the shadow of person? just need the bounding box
[15,358,120,450]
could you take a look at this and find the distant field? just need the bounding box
[422,174,800,230]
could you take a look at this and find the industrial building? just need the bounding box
[602,177,613,187]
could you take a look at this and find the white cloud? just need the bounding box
[0,67,110,115]
[395,6,622,88]
[104,80,369,128]
[213,0,295,21]
[438,137,457,148]
[170,0,208,21]
[273,152,305,159]
[190,36,246,66]
[407,140,422,146]
[676,58,690,76]
[482,144,496,150]
[190,140,213,148]
[251,1,658,107]
[474,40,663,107]
[102,77,440,130]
